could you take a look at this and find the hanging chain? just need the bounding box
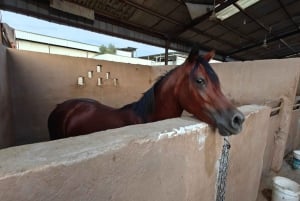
[216,137,231,201]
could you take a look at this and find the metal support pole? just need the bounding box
[164,40,170,65]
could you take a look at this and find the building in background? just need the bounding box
[15,30,154,65]
[139,52,188,66]
[15,30,220,65]
[15,30,99,58]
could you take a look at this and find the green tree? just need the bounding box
[99,43,116,54]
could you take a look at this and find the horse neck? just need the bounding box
[149,66,187,121]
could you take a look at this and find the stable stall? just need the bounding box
[0,42,299,200]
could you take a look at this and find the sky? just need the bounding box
[0,10,165,57]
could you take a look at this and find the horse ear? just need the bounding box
[187,46,200,62]
[203,50,215,61]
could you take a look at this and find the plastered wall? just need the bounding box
[0,47,299,200]
[0,105,271,201]
[7,49,163,144]
[151,60,300,172]
[6,49,300,146]
[286,108,300,153]
[213,59,299,106]
[262,115,280,174]
[213,60,299,171]
[2,48,300,174]
[0,45,13,148]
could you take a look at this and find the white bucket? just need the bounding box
[293,150,300,169]
[272,176,300,201]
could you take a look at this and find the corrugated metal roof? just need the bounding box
[2,0,300,61]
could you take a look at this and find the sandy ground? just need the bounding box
[256,152,300,201]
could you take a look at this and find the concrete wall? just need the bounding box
[262,114,280,174]
[213,60,300,172]
[0,105,271,201]
[212,59,299,106]
[1,47,299,200]
[4,49,300,172]
[0,45,14,148]
[286,108,300,153]
[7,49,158,144]
[8,49,300,144]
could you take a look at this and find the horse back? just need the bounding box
[48,98,114,139]
[48,99,140,139]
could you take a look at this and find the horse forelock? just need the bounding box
[195,56,220,85]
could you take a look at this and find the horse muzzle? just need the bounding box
[214,109,245,136]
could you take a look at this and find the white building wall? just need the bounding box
[15,30,99,58]
[49,46,97,58]
[176,56,186,65]
[16,30,99,52]
[17,40,99,58]
[17,40,50,53]
[94,54,152,65]
[116,50,132,57]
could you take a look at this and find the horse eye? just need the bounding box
[196,78,206,86]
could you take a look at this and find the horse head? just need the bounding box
[177,48,244,136]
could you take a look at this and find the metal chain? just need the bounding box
[216,137,231,201]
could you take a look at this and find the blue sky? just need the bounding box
[0,10,165,57]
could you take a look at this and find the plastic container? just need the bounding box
[272,176,300,201]
[293,150,300,170]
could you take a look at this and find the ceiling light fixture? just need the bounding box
[262,35,268,48]
[216,0,260,21]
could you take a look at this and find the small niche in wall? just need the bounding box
[97,78,103,86]
[77,76,85,86]
[88,71,93,78]
[96,65,102,72]
[106,72,110,79]
[113,78,118,86]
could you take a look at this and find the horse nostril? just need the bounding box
[231,112,245,129]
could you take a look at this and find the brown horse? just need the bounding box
[48,48,244,140]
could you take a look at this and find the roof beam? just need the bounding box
[0,0,167,48]
[277,0,300,31]
[172,0,239,38]
[233,2,297,55]
[281,52,300,58]
[150,3,182,29]
[190,27,240,49]
[216,22,262,58]
[121,0,241,54]
[121,0,183,26]
[228,29,300,56]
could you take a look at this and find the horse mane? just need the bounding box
[128,67,178,122]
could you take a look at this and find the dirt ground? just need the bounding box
[256,152,300,201]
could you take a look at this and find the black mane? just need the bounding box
[128,67,178,122]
